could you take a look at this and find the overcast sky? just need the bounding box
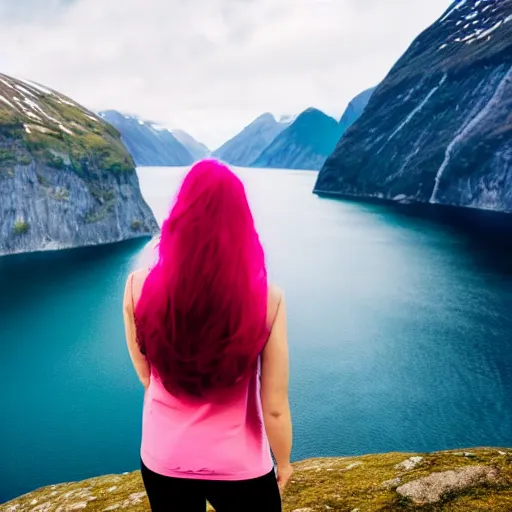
[0,0,451,149]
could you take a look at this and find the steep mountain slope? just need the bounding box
[0,73,158,256]
[172,129,210,161]
[314,0,512,213]
[251,108,342,170]
[338,87,376,135]
[212,113,290,166]
[99,111,194,166]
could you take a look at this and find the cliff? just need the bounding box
[98,111,194,167]
[172,129,210,161]
[0,74,158,256]
[251,108,342,170]
[212,113,290,167]
[2,448,511,511]
[314,0,512,212]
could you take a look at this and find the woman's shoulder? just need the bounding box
[130,267,150,284]
[268,282,284,303]
[267,282,284,326]
[125,268,151,306]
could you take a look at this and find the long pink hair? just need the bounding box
[135,160,269,397]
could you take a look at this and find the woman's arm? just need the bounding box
[123,272,151,390]
[261,289,293,491]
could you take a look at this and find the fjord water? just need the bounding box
[1,167,512,502]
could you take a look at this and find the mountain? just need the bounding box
[0,73,158,256]
[314,0,512,213]
[338,87,376,135]
[212,113,290,166]
[251,108,342,170]
[98,111,194,166]
[172,129,210,161]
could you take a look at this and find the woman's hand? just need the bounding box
[277,463,293,493]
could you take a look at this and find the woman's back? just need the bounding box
[122,160,292,511]
[128,269,283,480]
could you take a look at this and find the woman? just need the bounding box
[123,159,293,512]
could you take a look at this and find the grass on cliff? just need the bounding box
[13,219,30,235]
[2,448,512,512]
[24,129,133,174]
[0,101,134,175]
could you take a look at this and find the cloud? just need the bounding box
[0,0,451,149]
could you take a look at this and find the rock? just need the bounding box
[342,462,363,471]
[395,456,424,471]
[396,465,500,505]
[381,477,402,489]
[453,451,477,458]
[314,0,512,214]
[31,504,52,512]
[127,492,146,503]
[292,509,314,512]
[0,73,158,257]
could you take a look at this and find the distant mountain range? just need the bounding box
[98,111,195,166]
[210,87,374,171]
[98,87,376,172]
[172,129,210,161]
[314,0,512,213]
[212,113,291,166]
[338,87,376,135]
[251,108,343,170]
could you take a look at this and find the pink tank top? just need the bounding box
[140,357,274,480]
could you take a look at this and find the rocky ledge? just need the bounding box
[2,448,511,511]
[0,73,158,256]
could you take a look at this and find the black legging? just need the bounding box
[140,459,282,512]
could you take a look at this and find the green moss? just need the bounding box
[1,448,511,512]
[85,211,106,224]
[13,219,30,235]
[2,91,134,176]
[0,107,21,126]
[0,167,15,178]
[17,154,32,166]
[20,122,132,176]
[131,220,143,231]
[43,150,64,169]
[37,173,50,187]
[0,149,16,164]
[90,186,116,205]
[54,187,70,201]
[25,131,66,156]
